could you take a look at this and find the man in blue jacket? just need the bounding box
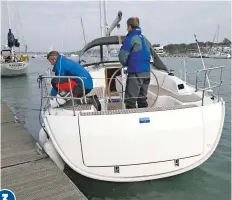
[119,17,152,109]
[47,51,101,111]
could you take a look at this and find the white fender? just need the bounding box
[39,128,65,171]
[43,140,65,171]
[39,128,49,147]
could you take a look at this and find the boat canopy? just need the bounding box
[79,35,168,72]
[80,35,126,54]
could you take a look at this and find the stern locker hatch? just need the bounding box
[78,107,204,167]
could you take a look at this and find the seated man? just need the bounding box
[47,51,101,111]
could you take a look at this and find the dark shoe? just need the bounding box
[138,102,148,108]
[125,104,136,109]
[87,95,101,111]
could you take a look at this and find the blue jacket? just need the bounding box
[119,28,151,73]
[50,55,93,95]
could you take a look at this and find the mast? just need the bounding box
[80,17,87,45]
[6,1,11,29]
[207,24,219,54]
[212,24,219,45]
[61,38,64,54]
[216,24,220,44]
[15,1,25,45]
[99,0,104,37]
[99,0,108,36]
[103,0,108,35]
[5,0,14,54]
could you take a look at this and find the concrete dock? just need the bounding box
[1,103,87,200]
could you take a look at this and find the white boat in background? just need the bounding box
[189,52,231,59]
[1,51,29,76]
[153,45,167,57]
[208,53,231,59]
[37,7,225,182]
[1,35,29,77]
[42,46,54,57]
[188,53,209,58]
[1,1,29,76]
[32,52,38,58]
[70,53,79,57]
[70,53,79,60]
[206,25,231,59]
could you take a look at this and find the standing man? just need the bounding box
[47,51,101,111]
[119,17,152,109]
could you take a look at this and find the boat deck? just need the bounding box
[61,84,201,112]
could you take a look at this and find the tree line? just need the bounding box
[152,38,231,54]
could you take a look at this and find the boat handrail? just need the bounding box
[195,65,224,106]
[39,75,87,116]
[39,71,161,115]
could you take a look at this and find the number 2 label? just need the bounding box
[2,194,8,200]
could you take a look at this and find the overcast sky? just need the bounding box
[1,0,231,52]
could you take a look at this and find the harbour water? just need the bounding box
[1,57,231,200]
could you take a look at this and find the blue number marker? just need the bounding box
[139,117,150,123]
